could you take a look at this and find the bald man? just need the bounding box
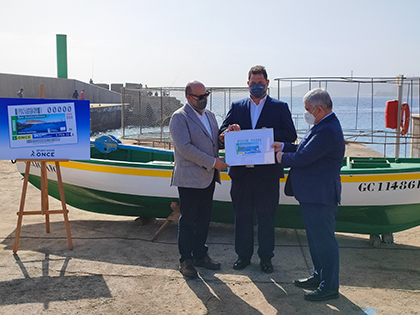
[170,81,228,278]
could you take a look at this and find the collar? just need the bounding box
[249,94,268,106]
[315,111,333,125]
[187,102,206,116]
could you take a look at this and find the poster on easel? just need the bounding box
[0,98,90,160]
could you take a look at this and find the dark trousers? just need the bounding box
[177,181,215,262]
[231,171,279,261]
[300,203,339,290]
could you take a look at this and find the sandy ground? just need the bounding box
[0,144,419,314]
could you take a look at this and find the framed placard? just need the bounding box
[225,128,275,166]
[0,98,90,160]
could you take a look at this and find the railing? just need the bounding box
[120,86,249,143]
[119,78,420,158]
[275,76,420,158]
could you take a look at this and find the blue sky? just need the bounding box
[1,0,419,87]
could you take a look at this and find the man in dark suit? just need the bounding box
[272,88,345,301]
[219,66,297,273]
[170,80,228,278]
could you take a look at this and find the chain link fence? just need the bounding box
[109,78,420,157]
[121,87,250,148]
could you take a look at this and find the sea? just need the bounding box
[92,92,420,159]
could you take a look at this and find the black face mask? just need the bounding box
[194,98,207,110]
[249,83,266,98]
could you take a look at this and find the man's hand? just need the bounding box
[228,124,241,132]
[276,151,283,163]
[219,124,241,143]
[214,157,229,170]
[271,141,284,152]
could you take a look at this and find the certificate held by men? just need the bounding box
[225,128,275,166]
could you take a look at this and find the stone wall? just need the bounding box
[111,84,123,93]
[90,104,121,132]
[121,89,183,128]
[0,73,121,103]
[0,73,185,134]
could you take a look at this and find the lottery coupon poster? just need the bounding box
[224,128,275,166]
[0,98,90,160]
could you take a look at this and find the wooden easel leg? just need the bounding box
[13,162,31,253]
[13,160,73,252]
[55,162,73,250]
[41,162,50,233]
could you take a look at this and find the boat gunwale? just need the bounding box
[70,157,420,176]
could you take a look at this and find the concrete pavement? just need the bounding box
[0,156,419,314]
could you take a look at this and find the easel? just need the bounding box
[13,159,73,253]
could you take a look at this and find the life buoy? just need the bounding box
[400,102,410,135]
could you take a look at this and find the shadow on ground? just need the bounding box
[0,253,111,309]
[1,219,419,313]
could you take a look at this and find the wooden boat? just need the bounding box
[15,136,420,241]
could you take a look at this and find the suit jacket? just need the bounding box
[220,96,297,180]
[169,104,221,188]
[282,113,345,205]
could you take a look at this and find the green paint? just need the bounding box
[11,116,17,135]
[24,174,420,235]
[20,145,420,235]
[56,34,68,79]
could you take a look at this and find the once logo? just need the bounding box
[36,151,55,158]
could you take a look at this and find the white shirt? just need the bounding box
[249,95,268,129]
[316,111,333,124]
[187,103,216,168]
[188,103,212,137]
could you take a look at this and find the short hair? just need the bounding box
[303,88,332,110]
[248,65,268,81]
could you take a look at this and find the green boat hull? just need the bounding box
[26,174,420,235]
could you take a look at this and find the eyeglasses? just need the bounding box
[189,90,211,100]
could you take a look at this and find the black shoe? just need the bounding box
[294,276,321,289]
[233,257,251,270]
[259,259,273,274]
[193,254,221,270]
[179,259,198,279]
[304,288,339,301]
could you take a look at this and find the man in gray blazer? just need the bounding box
[170,80,228,278]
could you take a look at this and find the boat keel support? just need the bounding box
[152,202,180,241]
[369,233,394,247]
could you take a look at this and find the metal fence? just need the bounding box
[275,76,420,158]
[121,86,249,148]
[121,78,420,157]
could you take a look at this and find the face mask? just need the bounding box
[194,97,207,111]
[249,83,266,98]
[303,107,318,125]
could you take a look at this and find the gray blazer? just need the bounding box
[169,104,221,188]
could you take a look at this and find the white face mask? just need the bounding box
[303,107,318,125]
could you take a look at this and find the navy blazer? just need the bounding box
[220,96,297,180]
[282,113,345,205]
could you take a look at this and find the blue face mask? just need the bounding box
[249,83,266,98]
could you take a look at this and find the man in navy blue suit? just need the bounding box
[272,88,345,301]
[219,66,297,273]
